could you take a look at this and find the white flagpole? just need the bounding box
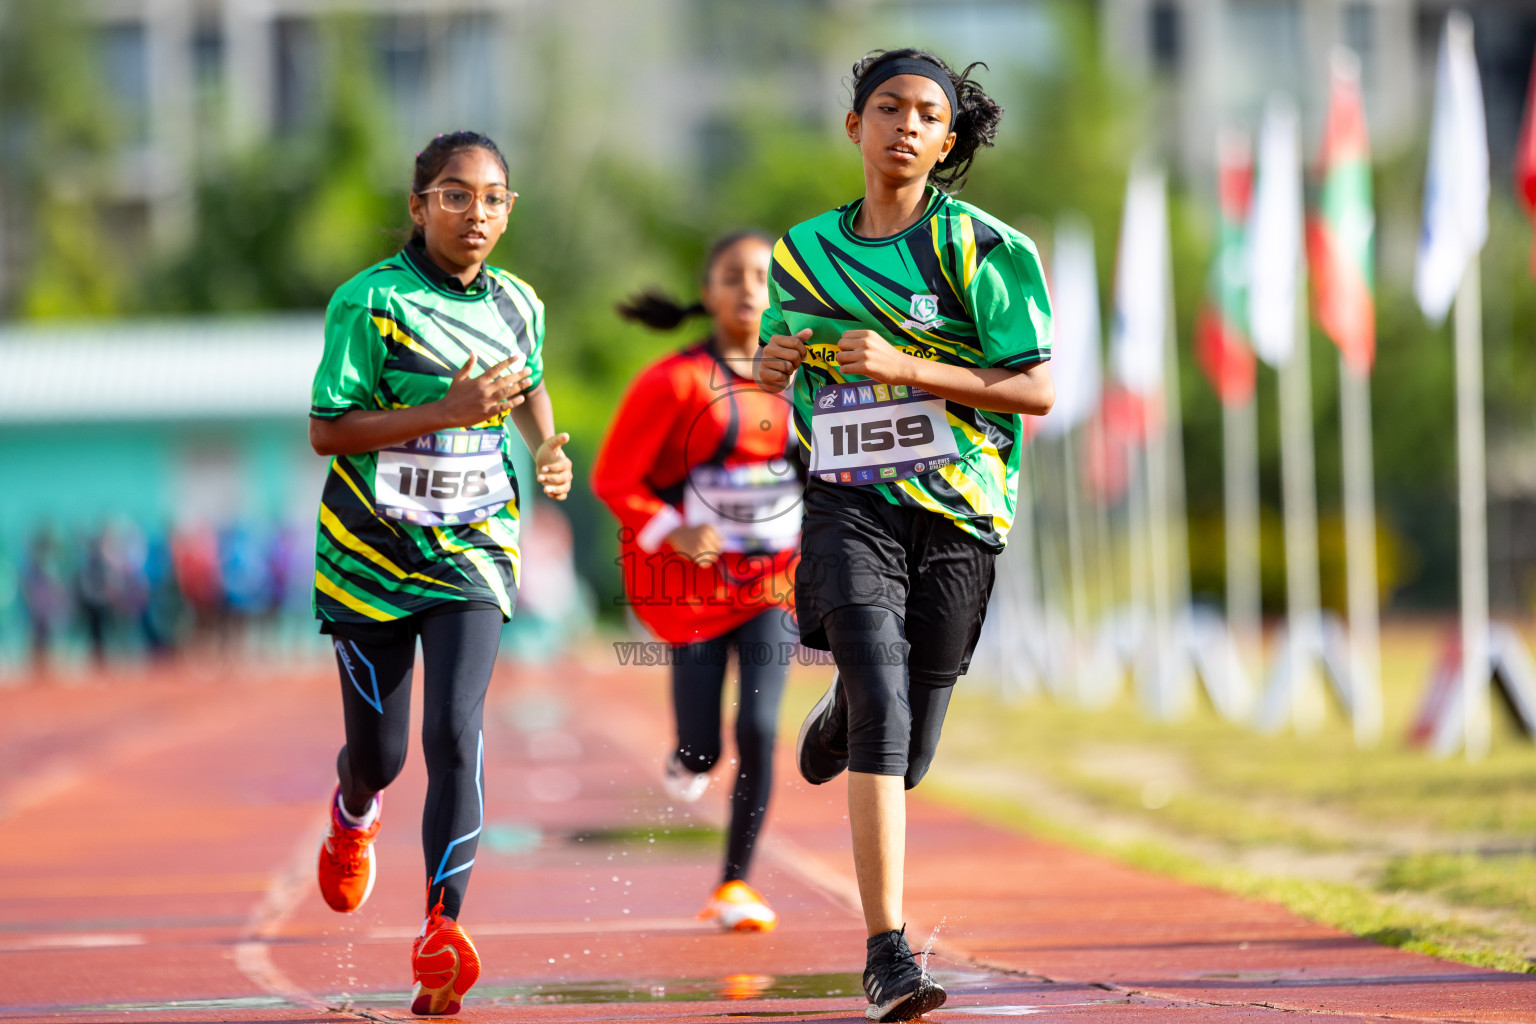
[1145,400,1175,718]
[1456,256,1492,759]
[1339,355,1383,746]
[1063,430,1091,636]
[1279,276,1325,734]
[1224,394,1263,662]
[1165,270,1192,620]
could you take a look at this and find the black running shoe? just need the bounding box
[862,927,945,1022]
[795,672,848,785]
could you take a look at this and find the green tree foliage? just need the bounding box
[0,0,124,316]
[144,18,399,311]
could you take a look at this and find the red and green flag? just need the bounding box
[1196,133,1256,407]
[1309,49,1375,374]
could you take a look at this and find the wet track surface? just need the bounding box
[0,657,1533,1022]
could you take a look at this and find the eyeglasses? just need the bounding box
[417,186,518,216]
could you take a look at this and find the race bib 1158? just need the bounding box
[809,382,959,485]
[373,430,515,526]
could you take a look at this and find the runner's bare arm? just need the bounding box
[510,383,573,501]
[835,330,1053,416]
[309,355,531,456]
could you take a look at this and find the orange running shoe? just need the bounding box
[411,900,481,1016]
[316,788,380,913]
[698,880,778,932]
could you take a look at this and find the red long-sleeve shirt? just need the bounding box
[592,340,799,644]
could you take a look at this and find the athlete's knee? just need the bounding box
[903,748,936,790]
[421,721,479,777]
[345,740,407,794]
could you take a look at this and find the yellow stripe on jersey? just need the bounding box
[318,505,461,591]
[315,571,400,621]
[931,217,962,300]
[936,461,988,520]
[483,518,523,587]
[892,476,952,518]
[958,215,979,291]
[433,525,513,613]
[773,239,835,310]
[332,460,400,536]
[948,411,1003,468]
[372,314,452,370]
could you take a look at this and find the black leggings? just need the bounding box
[330,603,502,919]
[672,608,793,884]
[823,604,968,790]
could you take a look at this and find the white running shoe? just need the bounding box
[662,752,710,803]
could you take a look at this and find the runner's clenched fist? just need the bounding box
[756,328,812,392]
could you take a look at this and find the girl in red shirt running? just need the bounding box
[593,230,801,931]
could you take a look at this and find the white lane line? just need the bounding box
[232,815,332,1013]
[0,932,146,951]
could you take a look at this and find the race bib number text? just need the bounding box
[809,383,959,484]
[374,430,514,526]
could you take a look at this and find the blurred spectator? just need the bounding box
[171,523,226,647]
[21,529,70,672]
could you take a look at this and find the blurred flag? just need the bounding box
[1111,161,1169,397]
[1309,48,1376,374]
[1246,95,1304,367]
[1514,37,1536,278]
[1041,213,1103,437]
[1416,10,1488,324]
[1195,131,1256,406]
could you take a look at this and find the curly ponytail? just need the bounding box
[850,48,1003,192]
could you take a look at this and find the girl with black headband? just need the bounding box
[756,49,1053,1022]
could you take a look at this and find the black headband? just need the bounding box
[853,58,960,128]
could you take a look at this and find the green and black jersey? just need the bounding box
[759,186,1052,550]
[309,241,545,624]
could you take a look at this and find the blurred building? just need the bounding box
[1103,0,1536,178]
[31,0,859,267]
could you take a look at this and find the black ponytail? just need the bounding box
[409,130,510,245]
[616,291,707,330]
[850,48,1002,192]
[616,228,773,331]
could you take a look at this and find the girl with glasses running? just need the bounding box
[756,49,1053,1022]
[307,130,572,1016]
[593,230,801,932]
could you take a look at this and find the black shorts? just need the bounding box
[794,479,996,676]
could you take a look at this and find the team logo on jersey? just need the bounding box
[818,390,839,410]
[901,294,945,332]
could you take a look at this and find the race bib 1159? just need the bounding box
[373,430,515,526]
[809,382,959,485]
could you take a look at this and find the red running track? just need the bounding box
[0,654,1531,1023]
